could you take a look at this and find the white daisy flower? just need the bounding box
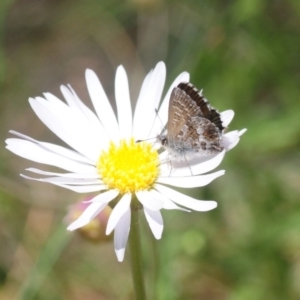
[5,62,246,262]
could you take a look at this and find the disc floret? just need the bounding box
[97,138,159,194]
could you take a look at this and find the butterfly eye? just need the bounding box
[160,137,168,146]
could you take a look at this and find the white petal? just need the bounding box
[49,183,107,193]
[239,128,247,136]
[220,110,234,127]
[20,174,106,193]
[136,190,164,211]
[85,69,120,141]
[149,190,190,211]
[143,208,163,239]
[221,130,245,152]
[106,193,131,235]
[20,174,102,185]
[9,130,94,165]
[222,129,246,152]
[155,184,217,211]
[115,66,132,138]
[67,190,118,231]
[142,62,166,137]
[26,168,99,178]
[43,93,67,107]
[133,69,153,137]
[114,208,131,262]
[155,71,190,132]
[133,62,166,140]
[29,97,103,161]
[157,170,225,188]
[59,85,82,108]
[60,85,109,139]
[67,202,106,231]
[6,138,96,173]
[151,62,167,110]
[159,150,225,176]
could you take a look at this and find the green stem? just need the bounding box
[129,205,146,300]
[149,229,159,300]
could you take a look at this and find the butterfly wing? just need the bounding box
[167,86,201,146]
[177,82,224,132]
[167,82,223,154]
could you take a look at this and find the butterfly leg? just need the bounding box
[168,156,173,177]
[183,154,193,176]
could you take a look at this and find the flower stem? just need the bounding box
[129,205,146,300]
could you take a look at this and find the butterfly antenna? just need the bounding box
[136,108,165,143]
[155,108,167,135]
[135,137,157,143]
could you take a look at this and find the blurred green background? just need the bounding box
[1,0,300,299]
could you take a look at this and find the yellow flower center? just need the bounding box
[97,138,159,194]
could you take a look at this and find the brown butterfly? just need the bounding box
[158,82,225,161]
